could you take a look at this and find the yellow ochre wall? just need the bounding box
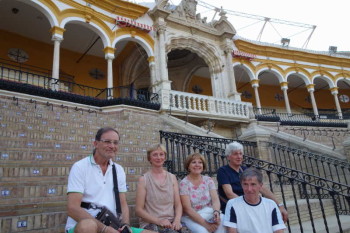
[187,75,213,96]
[240,83,350,110]
[0,30,119,89]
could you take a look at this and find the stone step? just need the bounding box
[289,215,350,233]
[285,198,335,225]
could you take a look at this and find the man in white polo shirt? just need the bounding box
[223,167,286,233]
[65,127,155,233]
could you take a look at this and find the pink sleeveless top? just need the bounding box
[139,171,175,228]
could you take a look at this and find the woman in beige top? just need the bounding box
[135,144,184,233]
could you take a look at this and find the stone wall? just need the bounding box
[0,94,181,232]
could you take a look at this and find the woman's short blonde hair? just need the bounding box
[146,143,167,161]
[184,153,207,172]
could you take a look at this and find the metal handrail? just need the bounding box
[161,131,350,185]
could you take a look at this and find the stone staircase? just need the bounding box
[1,92,350,233]
[257,121,349,155]
[270,183,350,232]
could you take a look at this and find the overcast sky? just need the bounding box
[136,0,349,52]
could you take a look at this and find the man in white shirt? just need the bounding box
[223,167,286,233]
[65,127,155,233]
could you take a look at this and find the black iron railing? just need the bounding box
[0,62,160,109]
[253,107,348,127]
[160,131,350,233]
[280,127,350,150]
[270,143,350,185]
[162,131,350,186]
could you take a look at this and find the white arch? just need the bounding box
[311,74,335,88]
[60,17,110,48]
[112,35,154,57]
[256,67,285,83]
[165,36,223,74]
[18,0,58,27]
[286,71,311,86]
[335,76,350,87]
[233,62,255,81]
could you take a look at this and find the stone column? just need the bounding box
[50,26,65,91]
[224,42,241,101]
[153,22,171,94]
[157,24,167,82]
[280,82,291,114]
[306,84,319,117]
[250,79,262,114]
[330,87,343,118]
[148,56,157,93]
[104,47,115,99]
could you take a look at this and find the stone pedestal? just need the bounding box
[239,121,272,161]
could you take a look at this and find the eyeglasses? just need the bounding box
[99,139,119,146]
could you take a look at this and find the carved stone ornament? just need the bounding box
[176,0,197,19]
[89,68,105,80]
[7,48,29,63]
[339,94,349,103]
[192,84,203,94]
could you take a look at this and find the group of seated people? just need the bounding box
[65,127,288,233]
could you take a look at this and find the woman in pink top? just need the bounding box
[180,153,225,233]
[135,144,189,233]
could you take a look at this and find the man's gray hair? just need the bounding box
[240,167,263,184]
[225,141,244,156]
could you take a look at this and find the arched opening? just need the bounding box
[234,64,254,105]
[286,73,310,111]
[116,40,151,99]
[257,70,285,111]
[313,77,334,110]
[167,49,211,95]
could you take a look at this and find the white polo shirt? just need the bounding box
[65,155,127,231]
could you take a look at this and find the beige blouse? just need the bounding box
[139,171,175,228]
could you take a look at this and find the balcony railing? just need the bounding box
[0,62,160,109]
[254,107,348,127]
[164,90,252,120]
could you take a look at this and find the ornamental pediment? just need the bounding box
[153,0,236,38]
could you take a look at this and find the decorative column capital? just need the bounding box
[103,46,116,55]
[250,79,260,88]
[50,26,65,41]
[147,56,155,63]
[306,84,315,92]
[104,47,115,60]
[105,54,115,60]
[155,23,167,34]
[280,82,288,90]
[50,26,66,36]
[329,87,339,95]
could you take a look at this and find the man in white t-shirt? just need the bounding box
[65,127,155,233]
[223,167,286,233]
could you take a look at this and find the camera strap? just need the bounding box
[112,164,122,215]
[80,164,122,215]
